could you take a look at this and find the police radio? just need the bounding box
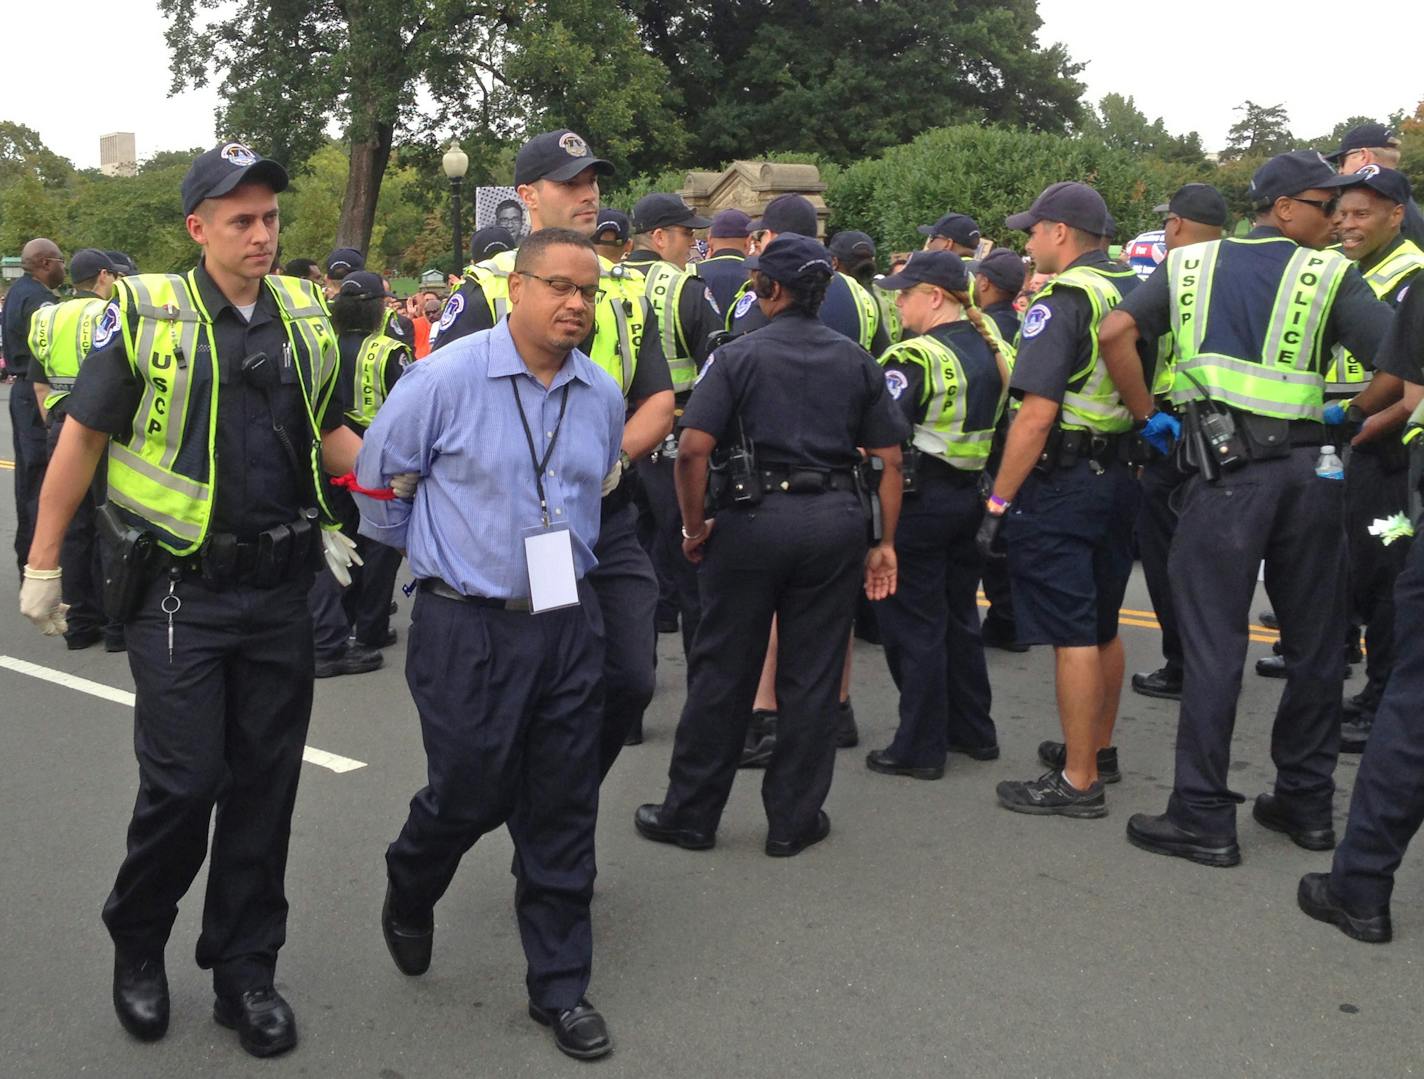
[1180,369,1246,473]
[727,415,762,505]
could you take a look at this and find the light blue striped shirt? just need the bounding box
[353,320,624,599]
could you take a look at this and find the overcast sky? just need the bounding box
[5,0,1423,169]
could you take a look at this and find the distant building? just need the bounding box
[100,132,137,177]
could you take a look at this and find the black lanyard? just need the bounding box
[509,376,571,527]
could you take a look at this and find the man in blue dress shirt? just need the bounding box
[352,228,625,1062]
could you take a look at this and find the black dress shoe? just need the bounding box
[836,699,859,748]
[1297,872,1391,943]
[1255,654,1287,679]
[1130,666,1182,701]
[529,998,612,1060]
[382,882,433,975]
[213,986,297,1058]
[1252,793,1335,851]
[622,720,644,747]
[865,748,944,780]
[946,741,1001,761]
[633,804,714,850]
[113,955,169,1042]
[766,810,831,857]
[1340,716,1372,754]
[315,643,384,679]
[354,627,398,649]
[1257,609,1279,630]
[1343,688,1379,718]
[1126,812,1241,867]
[1037,740,1121,783]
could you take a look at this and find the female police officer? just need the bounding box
[866,251,1011,779]
[632,234,908,855]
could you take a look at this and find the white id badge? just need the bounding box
[522,524,580,613]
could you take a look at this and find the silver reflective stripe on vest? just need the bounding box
[1261,248,1346,372]
[608,298,636,390]
[1054,268,1132,431]
[1172,353,1324,419]
[125,274,204,468]
[1167,240,1219,359]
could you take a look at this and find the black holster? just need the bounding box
[95,502,155,623]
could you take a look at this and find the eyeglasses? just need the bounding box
[515,271,604,306]
[42,256,65,265]
[1287,196,1339,216]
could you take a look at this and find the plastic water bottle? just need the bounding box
[1315,444,1345,481]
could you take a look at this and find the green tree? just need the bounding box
[619,0,1085,165]
[1222,101,1294,161]
[0,173,68,255]
[1082,94,1205,165]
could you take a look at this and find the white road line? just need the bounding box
[0,655,367,774]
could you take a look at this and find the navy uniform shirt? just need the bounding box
[728,272,892,354]
[66,260,343,539]
[982,300,1020,345]
[428,272,673,403]
[1374,280,1424,384]
[880,321,1005,428]
[1119,228,1393,370]
[1403,198,1424,249]
[697,249,750,315]
[624,249,722,369]
[682,310,908,469]
[1010,250,1146,404]
[1,274,58,379]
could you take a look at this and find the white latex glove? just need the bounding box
[601,458,623,497]
[20,565,69,636]
[389,471,419,500]
[322,531,364,588]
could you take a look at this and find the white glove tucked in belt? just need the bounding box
[322,531,364,587]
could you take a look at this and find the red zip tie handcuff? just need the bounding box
[332,472,396,501]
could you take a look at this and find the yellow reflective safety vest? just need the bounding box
[642,259,700,393]
[840,272,881,352]
[27,294,106,410]
[467,250,646,395]
[873,282,901,344]
[345,333,411,428]
[1324,238,1424,393]
[105,272,341,556]
[879,328,1009,471]
[1026,263,1138,434]
[1166,238,1351,422]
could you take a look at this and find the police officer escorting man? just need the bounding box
[625,193,720,658]
[431,129,675,774]
[868,251,1011,778]
[18,142,387,1056]
[1129,183,1229,702]
[634,234,907,854]
[1099,150,1393,867]
[355,227,625,1060]
[983,181,1145,819]
[26,247,124,650]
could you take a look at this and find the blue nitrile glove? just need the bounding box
[1142,410,1181,455]
[1323,402,1347,426]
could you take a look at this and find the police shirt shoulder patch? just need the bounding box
[92,303,121,349]
[439,293,464,330]
[704,286,721,317]
[733,291,756,319]
[884,368,908,400]
[1021,303,1052,339]
[694,352,716,385]
[1399,285,1410,303]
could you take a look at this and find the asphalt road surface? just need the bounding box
[1,382,1420,1078]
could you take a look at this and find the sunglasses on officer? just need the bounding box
[1286,195,1339,217]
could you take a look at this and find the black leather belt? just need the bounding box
[758,467,857,494]
[419,578,532,611]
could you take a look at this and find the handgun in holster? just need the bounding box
[95,502,155,622]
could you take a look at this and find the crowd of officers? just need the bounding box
[8,121,1424,1063]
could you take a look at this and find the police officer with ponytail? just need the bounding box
[867,251,1010,779]
[18,143,393,1059]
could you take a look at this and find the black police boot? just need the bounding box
[213,986,297,1058]
[766,810,832,857]
[865,749,944,780]
[1343,685,1380,718]
[528,998,612,1060]
[836,698,858,748]
[1297,873,1391,943]
[1255,649,1287,678]
[113,954,169,1042]
[1251,793,1335,851]
[315,642,384,679]
[1340,716,1372,754]
[1126,812,1240,867]
[1130,666,1182,701]
[633,804,715,850]
[738,710,777,768]
[1257,609,1279,630]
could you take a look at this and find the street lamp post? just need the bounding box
[442,141,470,277]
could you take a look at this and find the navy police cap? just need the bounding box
[916,212,981,247]
[182,141,289,216]
[751,194,819,237]
[975,248,1029,294]
[69,248,116,284]
[878,250,970,294]
[1153,183,1229,227]
[593,209,630,244]
[1006,182,1110,235]
[326,247,365,275]
[470,226,515,260]
[1322,164,1413,206]
[744,234,835,289]
[1247,151,1338,209]
[1325,123,1399,164]
[514,130,614,187]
